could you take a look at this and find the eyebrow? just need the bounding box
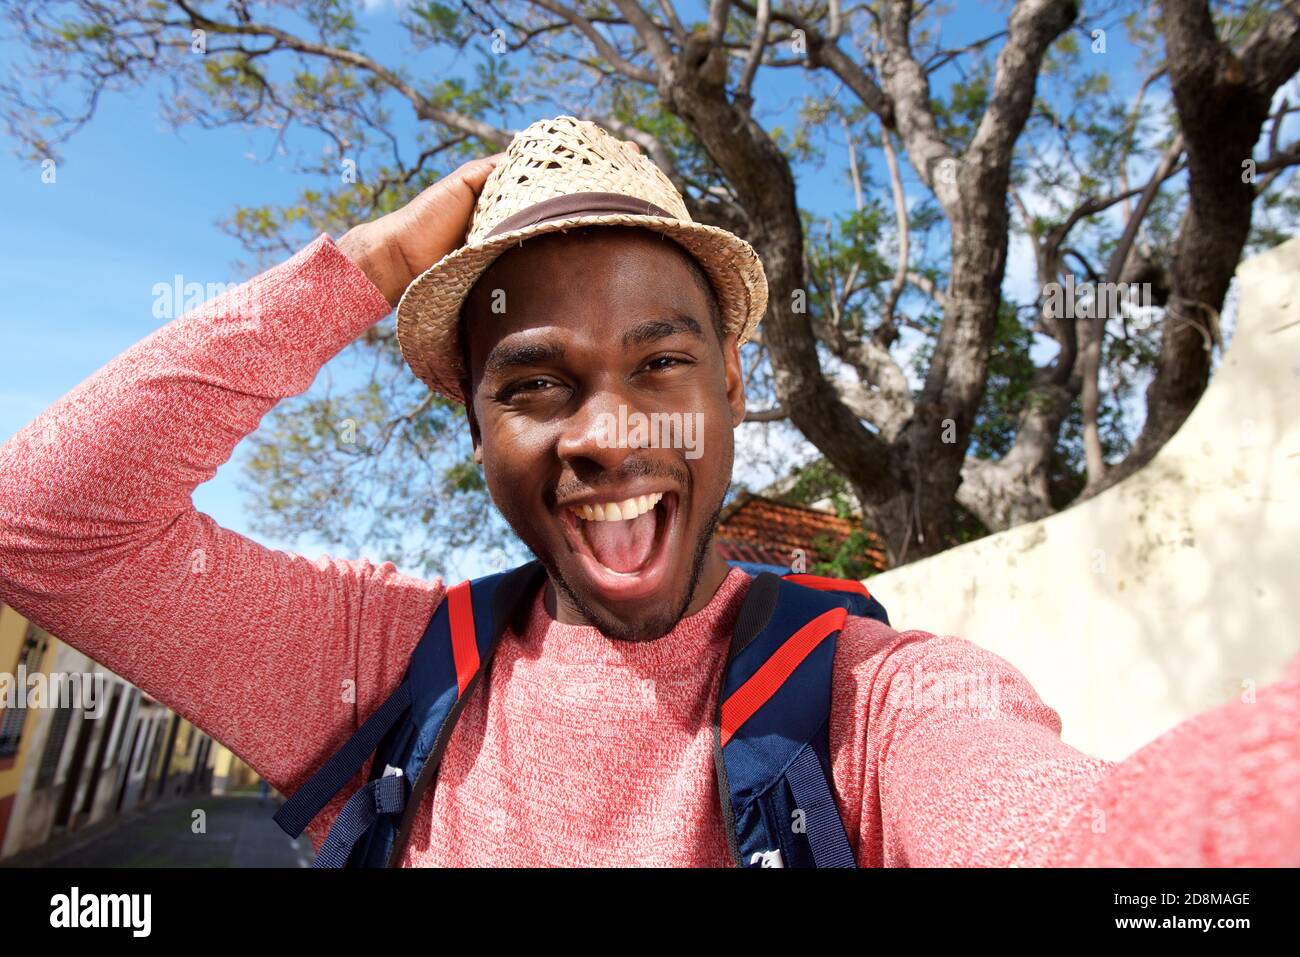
[622,313,705,348]
[482,341,566,379]
[480,313,706,379]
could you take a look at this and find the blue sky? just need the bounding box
[0,2,1169,580]
[0,79,342,535]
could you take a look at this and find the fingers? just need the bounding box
[454,153,506,195]
[412,153,501,214]
[419,138,642,222]
[433,139,636,213]
[461,140,636,188]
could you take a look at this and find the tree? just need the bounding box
[5,0,1297,576]
[1077,0,1300,499]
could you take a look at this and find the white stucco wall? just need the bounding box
[866,236,1300,761]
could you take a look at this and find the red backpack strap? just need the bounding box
[714,572,858,868]
[780,573,872,598]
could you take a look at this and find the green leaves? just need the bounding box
[969,301,1038,461]
[411,2,461,37]
[238,327,516,578]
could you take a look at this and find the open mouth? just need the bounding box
[558,490,680,603]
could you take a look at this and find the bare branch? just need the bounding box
[878,0,959,206]
[657,0,688,39]
[880,125,909,334]
[923,28,1010,73]
[171,0,512,146]
[744,405,790,422]
[737,0,771,100]
[1105,136,1184,284]
[709,0,733,44]
[907,271,947,308]
[1118,68,1167,219]
[731,0,895,125]
[1257,137,1300,192]
[524,0,658,82]
[967,0,1080,176]
[608,0,676,70]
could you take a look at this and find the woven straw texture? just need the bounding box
[395,115,768,403]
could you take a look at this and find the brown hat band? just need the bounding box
[484,191,678,240]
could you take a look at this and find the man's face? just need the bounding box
[460,226,746,640]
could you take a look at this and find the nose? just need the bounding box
[556,388,639,471]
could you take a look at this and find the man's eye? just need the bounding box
[502,377,556,400]
[646,355,688,372]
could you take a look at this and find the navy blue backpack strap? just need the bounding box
[714,571,858,868]
[272,680,412,842]
[725,560,796,578]
[274,559,547,867]
[725,559,890,626]
[782,572,890,627]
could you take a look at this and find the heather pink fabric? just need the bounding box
[1,233,1297,867]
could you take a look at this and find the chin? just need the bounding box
[526,485,725,640]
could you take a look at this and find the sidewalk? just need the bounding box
[1,793,314,868]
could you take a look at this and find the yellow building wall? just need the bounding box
[1,602,244,857]
[210,744,260,793]
[0,604,45,803]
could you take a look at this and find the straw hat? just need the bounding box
[395,115,769,404]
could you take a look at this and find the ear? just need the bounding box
[463,385,484,463]
[722,333,746,428]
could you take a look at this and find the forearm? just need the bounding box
[1040,652,1300,866]
[870,638,1117,867]
[873,636,1300,867]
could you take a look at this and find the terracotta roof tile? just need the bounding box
[716,494,888,571]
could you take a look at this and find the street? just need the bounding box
[2,794,314,868]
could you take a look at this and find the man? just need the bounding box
[0,116,1296,867]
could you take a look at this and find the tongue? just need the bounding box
[583,508,658,573]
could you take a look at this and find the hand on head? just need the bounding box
[338,139,643,306]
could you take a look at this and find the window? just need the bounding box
[133,720,154,773]
[115,690,140,766]
[35,704,74,789]
[0,624,49,758]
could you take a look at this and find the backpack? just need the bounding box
[722,561,891,627]
[273,559,889,868]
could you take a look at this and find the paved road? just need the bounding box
[3,794,315,868]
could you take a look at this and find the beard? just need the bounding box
[536,493,726,642]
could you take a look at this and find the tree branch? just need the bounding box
[524,0,658,82]
[171,0,512,146]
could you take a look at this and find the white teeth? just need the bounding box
[570,491,664,522]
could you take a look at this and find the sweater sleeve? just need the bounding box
[858,628,1300,867]
[0,234,446,804]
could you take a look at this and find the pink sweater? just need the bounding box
[1,233,1297,867]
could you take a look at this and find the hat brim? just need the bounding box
[395,213,768,404]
